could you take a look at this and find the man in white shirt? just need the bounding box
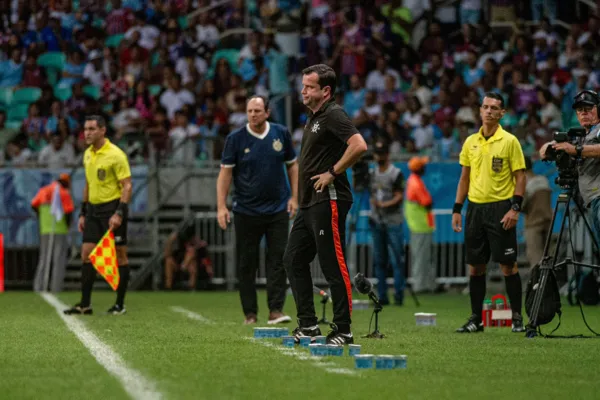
[169,110,200,165]
[175,47,208,86]
[412,110,436,150]
[366,56,400,93]
[124,11,160,50]
[195,12,220,49]
[83,50,104,87]
[160,75,195,119]
[38,134,76,169]
[227,98,248,130]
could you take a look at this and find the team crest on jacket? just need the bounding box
[311,122,320,133]
[491,156,503,173]
[97,168,107,181]
[273,138,283,152]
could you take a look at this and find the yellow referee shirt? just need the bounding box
[459,125,525,204]
[83,139,131,205]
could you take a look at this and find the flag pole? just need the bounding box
[43,219,55,292]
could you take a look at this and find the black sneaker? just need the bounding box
[456,314,484,333]
[512,312,525,333]
[326,324,354,345]
[63,303,93,315]
[292,324,322,344]
[107,304,127,315]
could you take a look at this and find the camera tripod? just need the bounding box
[526,186,600,338]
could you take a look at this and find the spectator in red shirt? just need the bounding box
[105,0,134,35]
[102,63,129,104]
[22,53,45,87]
[434,89,454,127]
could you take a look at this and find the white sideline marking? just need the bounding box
[245,337,359,376]
[40,293,162,400]
[170,306,215,324]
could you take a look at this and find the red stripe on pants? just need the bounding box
[330,200,352,315]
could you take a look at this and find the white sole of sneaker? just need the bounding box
[267,315,292,324]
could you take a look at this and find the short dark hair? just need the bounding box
[85,115,107,128]
[246,95,270,111]
[482,92,505,109]
[302,64,337,97]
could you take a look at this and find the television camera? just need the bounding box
[543,128,587,188]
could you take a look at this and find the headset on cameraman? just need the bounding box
[573,89,600,115]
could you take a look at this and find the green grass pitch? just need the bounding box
[1,291,600,400]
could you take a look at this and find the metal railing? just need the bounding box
[5,201,598,290]
[138,207,598,291]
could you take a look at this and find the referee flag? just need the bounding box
[89,230,120,291]
[50,183,64,222]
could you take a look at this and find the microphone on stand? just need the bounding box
[354,273,381,307]
[353,273,385,338]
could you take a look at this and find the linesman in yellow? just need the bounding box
[64,116,133,315]
[452,92,526,333]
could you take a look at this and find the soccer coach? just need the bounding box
[218,95,298,325]
[284,64,367,345]
[452,92,526,333]
[64,116,132,315]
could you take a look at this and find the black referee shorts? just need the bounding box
[83,199,128,246]
[465,199,517,266]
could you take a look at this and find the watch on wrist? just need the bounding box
[328,166,338,178]
[576,144,584,158]
[511,203,521,212]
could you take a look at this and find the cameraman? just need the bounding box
[369,140,406,305]
[540,90,600,245]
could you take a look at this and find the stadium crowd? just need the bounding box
[0,0,597,167]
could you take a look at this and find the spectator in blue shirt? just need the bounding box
[0,48,23,88]
[59,50,86,87]
[45,100,79,134]
[462,49,485,87]
[39,15,62,52]
[343,74,366,118]
[217,95,298,326]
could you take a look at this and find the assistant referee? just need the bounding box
[64,115,132,315]
[452,92,526,333]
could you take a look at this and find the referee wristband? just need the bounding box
[116,202,128,217]
[511,195,523,211]
[452,203,463,214]
[80,202,88,217]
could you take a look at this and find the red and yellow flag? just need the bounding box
[89,230,120,291]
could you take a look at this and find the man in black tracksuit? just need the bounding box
[283,64,368,345]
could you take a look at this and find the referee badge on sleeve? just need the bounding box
[491,157,503,173]
[272,139,283,152]
[97,168,107,181]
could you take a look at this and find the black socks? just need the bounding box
[81,263,131,308]
[469,275,486,320]
[81,263,95,307]
[504,272,522,315]
[116,265,130,307]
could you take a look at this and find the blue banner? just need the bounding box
[348,160,563,246]
[0,166,148,246]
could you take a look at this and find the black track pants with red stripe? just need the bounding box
[283,200,353,332]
